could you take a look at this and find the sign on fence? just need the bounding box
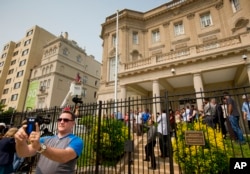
[185,130,205,146]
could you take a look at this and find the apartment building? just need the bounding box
[0,26,101,111]
[25,32,101,110]
[98,0,250,113]
[0,26,56,111]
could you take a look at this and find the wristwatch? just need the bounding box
[37,143,47,153]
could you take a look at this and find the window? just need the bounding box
[1,99,6,104]
[0,62,4,67]
[63,48,69,56]
[4,45,9,50]
[82,89,87,97]
[14,82,21,89]
[15,42,21,48]
[231,0,240,12]
[109,57,115,81]
[112,34,117,47]
[76,55,82,63]
[95,80,98,86]
[19,59,26,66]
[24,39,31,46]
[11,60,16,65]
[47,79,51,88]
[152,30,160,43]
[11,94,18,101]
[200,13,212,28]
[174,22,184,36]
[13,51,19,56]
[131,50,139,62]
[22,49,29,56]
[8,69,14,74]
[17,70,24,77]
[132,32,139,44]
[37,97,45,109]
[94,91,97,98]
[82,76,88,84]
[1,53,7,58]
[6,78,11,84]
[26,29,33,37]
[3,88,9,94]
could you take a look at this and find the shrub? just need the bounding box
[91,118,129,166]
[172,122,229,174]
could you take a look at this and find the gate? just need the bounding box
[6,86,250,173]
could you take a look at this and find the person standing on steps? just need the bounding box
[157,110,169,158]
[143,118,157,170]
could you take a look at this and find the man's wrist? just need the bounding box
[37,143,47,153]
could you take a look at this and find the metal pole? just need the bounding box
[114,10,119,113]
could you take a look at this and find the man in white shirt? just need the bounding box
[157,110,168,158]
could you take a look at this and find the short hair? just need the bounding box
[61,110,76,120]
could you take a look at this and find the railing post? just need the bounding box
[95,101,102,174]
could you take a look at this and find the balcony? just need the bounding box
[122,33,248,74]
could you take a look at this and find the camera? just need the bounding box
[26,115,51,135]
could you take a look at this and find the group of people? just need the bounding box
[0,109,84,174]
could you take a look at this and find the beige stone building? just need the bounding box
[26,32,101,110]
[0,26,56,111]
[98,0,250,113]
[0,26,101,111]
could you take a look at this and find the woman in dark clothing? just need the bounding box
[0,127,18,174]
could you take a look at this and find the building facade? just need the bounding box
[97,0,250,113]
[0,26,56,111]
[0,26,101,111]
[26,32,101,110]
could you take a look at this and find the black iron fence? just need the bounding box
[2,86,250,174]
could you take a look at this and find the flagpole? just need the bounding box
[114,10,119,113]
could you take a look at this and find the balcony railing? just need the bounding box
[123,34,243,71]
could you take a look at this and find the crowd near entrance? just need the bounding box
[1,86,250,173]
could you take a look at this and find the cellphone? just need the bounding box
[26,117,36,135]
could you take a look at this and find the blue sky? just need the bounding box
[0,0,170,62]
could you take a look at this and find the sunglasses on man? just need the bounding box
[57,118,74,122]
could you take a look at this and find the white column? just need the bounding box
[193,73,204,111]
[152,80,161,116]
[120,85,126,99]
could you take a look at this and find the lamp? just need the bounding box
[171,68,175,74]
[242,54,247,61]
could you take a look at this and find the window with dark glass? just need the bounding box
[16,70,24,77]
[11,94,18,101]
[8,69,14,74]
[24,39,31,46]
[3,88,9,94]
[4,45,9,50]
[1,99,6,104]
[13,51,19,56]
[11,60,16,65]
[22,49,29,56]
[15,42,21,48]
[6,78,11,84]
[1,53,7,58]
[26,29,33,37]
[19,59,26,66]
[14,82,21,89]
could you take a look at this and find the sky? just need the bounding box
[0,0,171,63]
